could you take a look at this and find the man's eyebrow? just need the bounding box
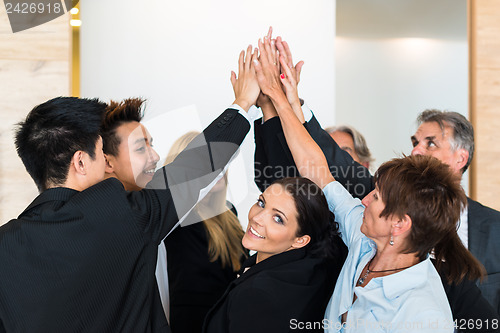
[133,137,147,145]
[425,135,436,141]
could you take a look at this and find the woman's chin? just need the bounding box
[241,235,255,251]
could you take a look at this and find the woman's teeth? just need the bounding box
[250,226,265,239]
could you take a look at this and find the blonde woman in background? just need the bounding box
[163,131,248,333]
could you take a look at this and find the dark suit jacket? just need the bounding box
[254,114,500,330]
[254,116,374,199]
[468,198,500,315]
[203,248,343,333]
[0,108,250,333]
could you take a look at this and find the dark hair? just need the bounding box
[15,97,107,192]
[417,109,474,173]
[272,177,345,261]
[374,155,485,283]
[101,98,145,156]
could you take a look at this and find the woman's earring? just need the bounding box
[389,235,394,246]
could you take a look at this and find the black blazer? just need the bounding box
[203,248,344,333]
[254,116,374,199]
[0,108,250,333]
[468,198,500,315]
[254,114,500,329]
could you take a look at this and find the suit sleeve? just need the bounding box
[253,118,271,192]
[467,199,500,315]
[304,116,374,198]
[254,115,374,199]
[129,108,250,244]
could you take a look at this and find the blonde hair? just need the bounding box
[165,131,247,271]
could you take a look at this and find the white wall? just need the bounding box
[335,37,468,171]
[80,0,336,227]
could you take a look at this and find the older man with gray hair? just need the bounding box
[324,125,374,170]
[411,109,500,315]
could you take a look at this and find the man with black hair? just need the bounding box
[99,97,169,320]
[0,74,256,332]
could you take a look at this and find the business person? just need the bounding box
[203,177,347,333]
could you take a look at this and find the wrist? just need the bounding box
[233,98,253,112]
[291,103,305,123]
[267,90,288,106]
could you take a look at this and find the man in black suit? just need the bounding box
[410,110,500,315]
[0,92,254,331]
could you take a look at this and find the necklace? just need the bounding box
[356,258,413,286]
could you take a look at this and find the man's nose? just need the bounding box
[411,144,424,156]
[149,147,160,163]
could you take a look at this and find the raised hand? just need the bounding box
[253,27,280,120]
[231,45,260,112]
[253,37,285,100]
[276,37,304,122]
[275,36,304,84]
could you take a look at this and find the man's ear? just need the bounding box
[455,148,469,173]
[291,234,311,249]
[71,151,87,175]
[104,154,115,174]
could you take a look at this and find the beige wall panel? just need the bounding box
[0,11,69,60]
[0,10,70,225]
[470,0,500,210]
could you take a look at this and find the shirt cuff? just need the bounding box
[230,104,261,123]
[301,102,313,122]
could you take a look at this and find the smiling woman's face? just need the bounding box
[242,184,306,263]
[105,121,160,191]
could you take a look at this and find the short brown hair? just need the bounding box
[101,98,145,156]
[374,155,484,283]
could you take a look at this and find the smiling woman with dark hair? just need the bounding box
[203,177,347,333]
